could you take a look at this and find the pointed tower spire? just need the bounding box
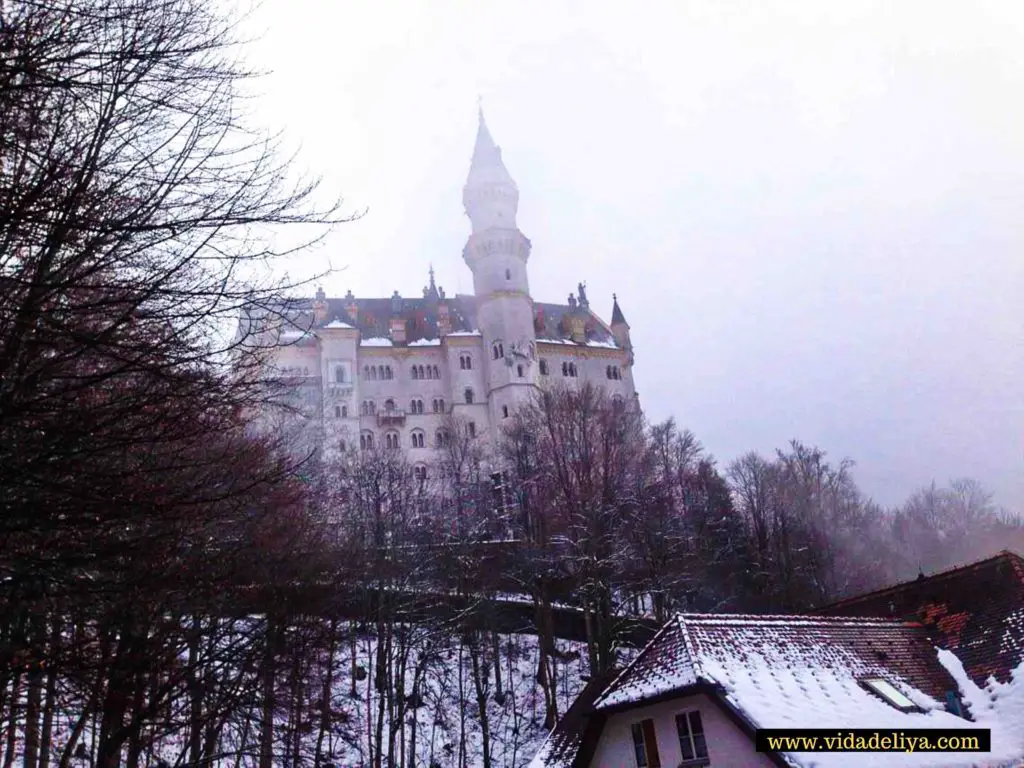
[463,106,519,231]
[611,293,629,327]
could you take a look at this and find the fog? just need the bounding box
[241,0,1023,510]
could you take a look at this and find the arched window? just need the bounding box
[492,342,504,360]
[412,366,420,380]
[468,421,476,438]
[363,365,370,379]
[562,361,568,377]
[434,429,449,448]
[339,439,346,452]
[342,405,348,418]
[414,465,427,481]
[417,364,425,379]
[411,430,425,448]
[335,365,345,383]
[432,365,440,379]
[334,405,341,418]
[464,387,474,405]
[502,405,509,419]
[360,431,374,450]
[505,268,512,280]
[386,366,393,380]
[612,395,625,411]
[570,362,578,377]
[385,431,399,450]
[517,364,524,378]
[384,398,395,412]
[370,366,377,381]
[539,359,549,376]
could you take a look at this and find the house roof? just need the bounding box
[814,551,1024,686]
[533,613,1024,768]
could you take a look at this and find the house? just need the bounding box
[528,613,1024,768]
[814,550,1024,687]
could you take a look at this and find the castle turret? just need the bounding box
[462,108,536,422]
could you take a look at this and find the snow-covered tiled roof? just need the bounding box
[586,613,1024,767]
[359,337,393,347]
[815,550,1024,687]
[324,318,354,329]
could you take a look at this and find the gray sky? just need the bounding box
[242,0,1023,511]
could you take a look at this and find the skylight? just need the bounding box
[861,678,918,711]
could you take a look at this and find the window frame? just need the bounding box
[675,710,709,766]
[630,718,661,768]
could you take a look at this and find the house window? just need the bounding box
[334,405,341,418]
[861,678,919,712]
[502,405,509,419]
[468,421,476,438]
[335,365,345,383]
[539,359,549,376]
[676,711,708,764]
[562,361,578,378]
[464,387,474,405]
[631,719,660,768]
[411,430,425,448]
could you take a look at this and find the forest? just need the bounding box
[1,0,1020,766]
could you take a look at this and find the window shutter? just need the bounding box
[642,719,660,768]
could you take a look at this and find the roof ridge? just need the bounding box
[677,612,917,626]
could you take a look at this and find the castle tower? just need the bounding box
[462,108,537,424]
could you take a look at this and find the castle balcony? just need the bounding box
[376,408,406,427]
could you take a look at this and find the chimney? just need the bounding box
[344,289,358,324]
[438,301,451,337]
[312,286,328,325]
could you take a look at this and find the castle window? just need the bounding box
[387,365,394,380]
[505,268,511,280]
[492,342,504,360]
[370,366,378,381]
[360,431,374,450]
[414,465,427,481]
[502,405,509,419]
[539,359,549,376]
[339,439,346,452]
[342,405,348,418]
[434,429,450,448]
[334,405,341,418]
[562,361,568,377]
[417,364,425,379]
[432,365,440,379]
[562,361,577,378]
[612,395,625,411]
[432,398,445,414]
[460,353,472,370]
[468,421,476,438]
[411,429,425,448]
[385,431,399,450]
[335,365,345,383]
[384,398,396,412]
[410,398,424,414]
[412,365,420,380]
[464,387,474,405]
[517,364,524,378]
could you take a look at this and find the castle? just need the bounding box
[246,110,638,471]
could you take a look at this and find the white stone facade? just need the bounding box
[248,111,638,472]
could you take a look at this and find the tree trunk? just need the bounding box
[259,617,279,768]
[38,617,60,768]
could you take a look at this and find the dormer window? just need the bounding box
[860,678,919,712]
